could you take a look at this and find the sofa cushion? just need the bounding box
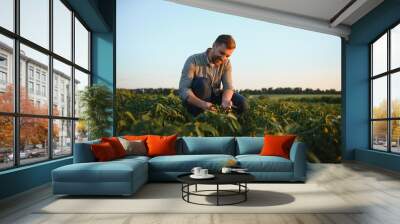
[149,154,235,172]
[124,135,148,142]
[115,155,150,163]
[73,139,100,163]
[118,137,147,156]
[236,155,293,172]
[180,137,235,155]
[101,137,127,158]
[53,158,147,183]
[235,137,264,155]
[260,135,297,159]
[147,135,177,157]
[91,142,118,161]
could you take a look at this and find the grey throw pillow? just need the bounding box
[118,137,147,156]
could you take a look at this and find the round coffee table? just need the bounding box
[177,173,255,206]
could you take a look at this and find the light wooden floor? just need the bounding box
[1,162,400,224]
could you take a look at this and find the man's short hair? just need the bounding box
[214,34,236,49]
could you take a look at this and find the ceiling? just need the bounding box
[167,0,384,38]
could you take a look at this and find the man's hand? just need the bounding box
[221,99,233,110]
[203,101,217,111]
[221,89,234,111]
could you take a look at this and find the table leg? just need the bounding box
[195,184,197,192]
[187,184,190,202]
[245,183,247,201]
[217,184,219,206]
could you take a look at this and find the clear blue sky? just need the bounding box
[117,0,341,90]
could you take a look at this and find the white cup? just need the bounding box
[191,167,202,176]
[221,167,232,174]
[200,169,208,176]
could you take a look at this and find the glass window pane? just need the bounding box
[372,76,387,119]
[0,34,14,112]
[372,121,388,151]
[74,17,89,70]
[0,0,14,31]
[53,0,72,60]
[372,33,387,76]
[75,120,88,143]
[74,69,89,118]
[392,24,400,70]
[53,119,72,157]
[20,0,49,49]
[391,120,400,153]
[53,59,72,117]
[20,44,49,115]
[0,116,14,170]
[20,117,49,165]
[391,72,400,118]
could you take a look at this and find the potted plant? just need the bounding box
[79,84,113,140]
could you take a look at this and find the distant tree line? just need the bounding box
[124,88,178,95]
[239,87,340,95]
[118,87,341,95]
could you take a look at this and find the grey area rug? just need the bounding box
[37,183,362,214]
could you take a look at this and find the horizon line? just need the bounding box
[117,87,341,91]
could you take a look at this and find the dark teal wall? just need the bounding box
[344,0,400,171]
[66,0,111,32]
[90,0,116,135]
[343,43,370,159]
[92,33,114,88]
[91,32,115,135]
[0,158,72,199]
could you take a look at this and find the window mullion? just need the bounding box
[13,0,21,167]
[48,0,54,160]
[388,30,391,153]
[370,45,373,149]
[71,10,76,155]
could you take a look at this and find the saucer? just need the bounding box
[190,174,215,179]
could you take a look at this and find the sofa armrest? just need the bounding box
[73,140,100,163]
[289,141,307,181]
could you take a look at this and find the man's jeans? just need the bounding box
[184,77,249,116]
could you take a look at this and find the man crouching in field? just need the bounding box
[178,34,248,116]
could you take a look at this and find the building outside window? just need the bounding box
[0,55,7,67]
[41,85,46,97]
[0,71,6,84]
[28,81,34,94]
[35,83,40,95]
[0,54,7,89]
[28,66,34,79]
[35,70,40,81]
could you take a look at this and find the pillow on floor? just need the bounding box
[260,135,296,159]
[146,135,177,157]
[118,137,147,156]
[91,142,118,161]
[101,137,127,158]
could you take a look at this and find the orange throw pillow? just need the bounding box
[146,135,177,157]
[124,135,148,141]
[101,137,127,158]
[260,135,297,159]
[91,142,117,161]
